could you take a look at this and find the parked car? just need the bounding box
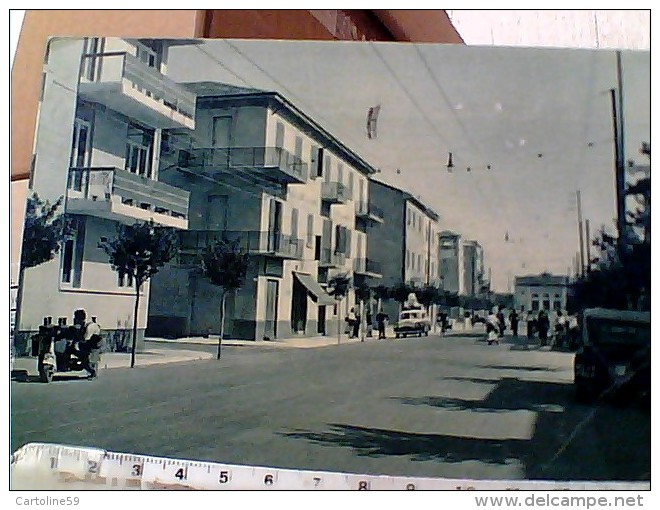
[394,308,431,338]
[574,308,650,403]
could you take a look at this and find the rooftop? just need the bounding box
[183,81,378,177]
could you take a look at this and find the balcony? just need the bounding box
[318,248,346,268]
[66,167,189,229]
[178,230,303,262]
[321,182,350,204]
[178,146,308,187]
[353,258,382,278]
[355,201,384,223]
[78,52,196,130]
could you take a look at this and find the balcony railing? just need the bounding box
[355,200,384,222]
[79,52,196,124]
[353,258,382,276]
[67,166,189,221]
[179,147,308,184]
[321,182,350,204]
[318,248,346,268]
[178,230,303,261]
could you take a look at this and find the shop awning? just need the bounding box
[294,272,336,306]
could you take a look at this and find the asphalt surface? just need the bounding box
[10,333,650,482]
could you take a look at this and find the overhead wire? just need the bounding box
[368,42,508,249]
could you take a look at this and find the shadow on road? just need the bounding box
[475,364,561,372]
[282,377,650,481]
[282,424,525,464]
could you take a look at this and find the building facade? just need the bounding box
[15,37,196,353]
[462,240,485,297]
[514,273,569,313]
[366,180,441,318]
[147,83,381,341]
[438,230,464,295]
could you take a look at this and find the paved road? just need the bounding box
[10,333,650,482]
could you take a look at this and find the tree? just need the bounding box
[15,193,69,352]
[354,282,372,342]
[20,193,69,270]
[200,237,250,359]
[99,220,178,368]
[390,282,415,314]
[372,284,390,313]
[327,273,351,344]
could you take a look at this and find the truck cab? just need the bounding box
[574,308,650,403]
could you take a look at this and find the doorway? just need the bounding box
[264,279,279,340]
[318,305,326,335]
[291,277,307,334]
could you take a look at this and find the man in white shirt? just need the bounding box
[73,309,102,379]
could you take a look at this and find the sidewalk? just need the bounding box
[11,348,214,377]
[145,333,379,350]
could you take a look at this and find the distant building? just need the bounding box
[514,273,569,313]
[438,230,464,295]
[462,240,485,297]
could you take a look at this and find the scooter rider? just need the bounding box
[72,309,102,379]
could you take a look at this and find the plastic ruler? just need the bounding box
[10,443,650,491]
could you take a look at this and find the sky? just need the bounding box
[167,40,649,292]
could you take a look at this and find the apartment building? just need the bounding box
[147,82,380,341]
[438,230,465,295]
[463,240,486,297]
[366,180,441,316]
[14,38,197,353]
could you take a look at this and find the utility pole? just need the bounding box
[611,50,627,255]
[577,190,585,277]
[585,219,591,273]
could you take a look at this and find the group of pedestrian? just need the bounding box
[346,307,389,339]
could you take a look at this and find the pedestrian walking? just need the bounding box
[496,307,506,338]
[346,308,357,338]
[554,311,567,349]
[486,312,500,345]
[352,310,361,339]
[439,312,448,334]
[366,309,373,337]
[376,309,388,339]
[509,309,520,337]
[537,310,550,347]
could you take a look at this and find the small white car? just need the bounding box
[394,308,431,338]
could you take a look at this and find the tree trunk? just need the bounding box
[13,266,26,355]
[359,299,365,342]
[131,282,141,369]
[337,298,341,345]
[218,291,227,359]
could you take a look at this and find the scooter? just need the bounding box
[32,324,99,383]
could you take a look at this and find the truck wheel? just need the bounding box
[395,333,400,339]
[39,365,54,383]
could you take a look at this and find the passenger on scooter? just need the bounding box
[72,309,102,379]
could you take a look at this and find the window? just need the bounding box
[60,239,75,284]
[324,156,331,183]
[118,271,134,288]
[306,214,314,248]
[295,135,303,160]
[417,254,421,271]
[125,124,154,178]
[407,210,411,226]
[347,171,354,200]
[290,208,299,240]
[337,163,344,184]
[411,252,415,270]
[406,250,410,269]
[70,118,92,169]
[315,147,324,178]
[135,40,162,70]
[542,299,551,310]
[532,300,539,311]
[554,301,562,311]
[275,121,285,149]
